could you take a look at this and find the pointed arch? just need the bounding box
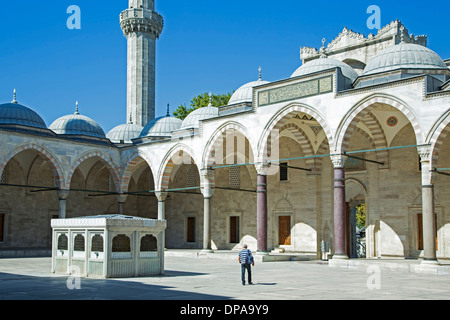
[202,121,257,169]
[120,150,157,194]
[334,94,424,154]
[157,144,199,191]
[257,103,334,162]
[0,143,65,188]
[427,109,450,168]
[66,151,120,191]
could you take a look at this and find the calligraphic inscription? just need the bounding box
[258,76,333,107]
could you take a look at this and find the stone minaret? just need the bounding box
[120,0,163,126]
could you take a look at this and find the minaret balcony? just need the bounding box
[120,8,163,38]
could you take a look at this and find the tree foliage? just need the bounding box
[173,92,233,120]
[356,203,366,229]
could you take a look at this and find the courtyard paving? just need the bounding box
[0,253,449,301]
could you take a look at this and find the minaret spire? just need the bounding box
[120,0,163,126]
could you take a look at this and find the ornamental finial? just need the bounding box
[258,66,262,80]
[208,92,213,107]
[11,88,17,104]
[166,103,170,116]
[320,38,327,58]
[75,101,79,115]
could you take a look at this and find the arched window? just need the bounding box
[74,234,85,251]
[57,234,68,250]
[140,234,157,252]
[112,234,131,252]
[91,234,104,252]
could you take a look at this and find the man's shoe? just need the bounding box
[249,282,253,285]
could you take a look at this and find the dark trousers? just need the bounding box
[241,263,252,284]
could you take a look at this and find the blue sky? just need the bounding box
[0,0,448,133]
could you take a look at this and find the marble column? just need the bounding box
[256,163,269,254]
[200,168,214,253]
[57,190,70,219]
[117,194,128,215]
[418,146,439,265]
[155,191,168,268]
[331,155,348,259]
[155,191,168,221]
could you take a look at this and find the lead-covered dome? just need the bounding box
[228,79,270,105]
[140,114,182,138]
[0,91,47,130]
[107,121,143,143]
[363,42,448,76]
[0,102,47,129]
[291,56,359,83]
[180,106,218,130]
[49,103,105,138]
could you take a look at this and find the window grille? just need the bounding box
[57,234,68,250]
[186,165,197,188]
[140,234,157,252]
[74,234,85,251]
[112,234,131,252]
[91,234,104,252]
[229,166,240,189]
[280,162,288,181]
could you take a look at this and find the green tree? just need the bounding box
[356,203,366,229]
[173,92,233,120]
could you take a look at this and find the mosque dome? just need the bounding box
[362,42,448,76]
[180,106,218,130]
[140,113,182,138]
[291,56,359,82]
[228,68,270,105]
[49,102,106,139]
[107,121,143,143]
[0,91,47,129]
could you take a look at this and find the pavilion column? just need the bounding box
[418,146,439,265]
[155,191,168,221]
[117,194,128,215]
[256,163,269,254]
[57,190,70,219]
[156,191,168,272]
[331,155,348,259]
[200,168,215,253]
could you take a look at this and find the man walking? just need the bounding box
[238,244,254,285]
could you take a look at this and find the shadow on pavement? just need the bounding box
[0,272,232,300]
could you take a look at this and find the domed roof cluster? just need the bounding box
[2,39,447,144]
[290,41,448,88]
[49,102,106,139]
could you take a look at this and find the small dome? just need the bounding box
[228,79,270,105]
[0,93,47,129]
[363,42,447,76]
[107,122,143,143]
[180,106,218,130]
[291,56,359,82]
[140,115,182,138]
[49,103,105,138]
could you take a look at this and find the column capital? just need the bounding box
[417,145,432,162]
[117,194,128,204]
[330,154,346,169]
[200,168,215,198]
[57,189,70,200]
[255,161,271,176]
[155,191,168,202]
